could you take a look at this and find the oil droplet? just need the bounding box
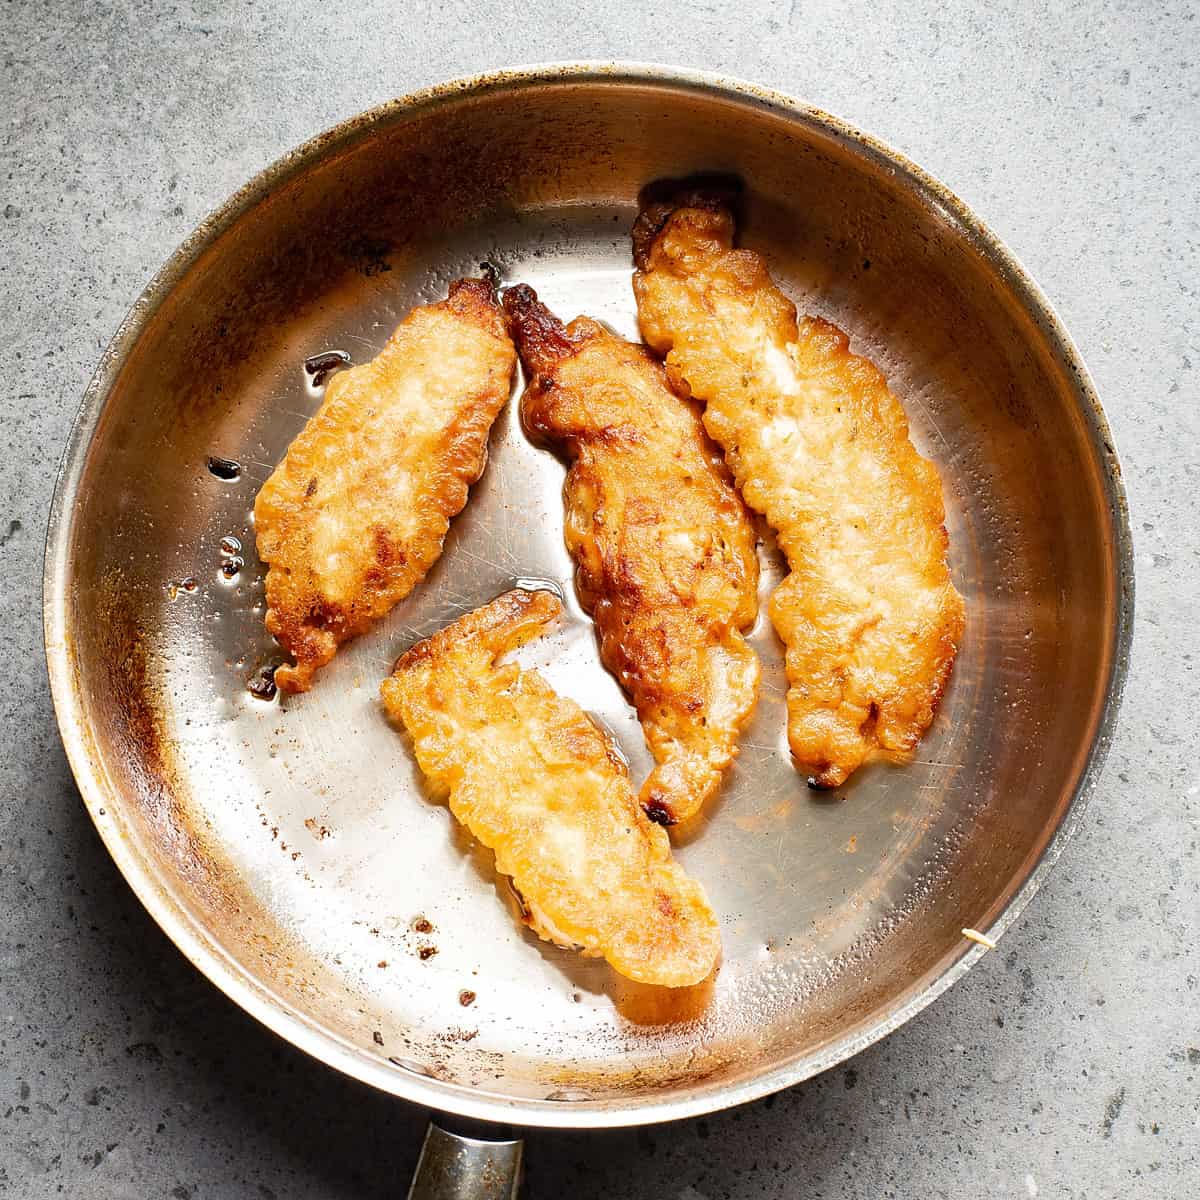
[219,535,242,556]
[167,577,199,600]
[206,455,242,481]
[513,576,565,601]
[304,349,351,389]
[220,556,244,581]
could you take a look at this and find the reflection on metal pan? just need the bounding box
[44,64,1132,1132]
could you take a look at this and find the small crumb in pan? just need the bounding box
[962,927,996,950]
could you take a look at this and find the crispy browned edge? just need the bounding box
[500,282,575,376]
[631,174,744,271]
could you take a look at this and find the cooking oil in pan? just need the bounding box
[140,204,999,1094]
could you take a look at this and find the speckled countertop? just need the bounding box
[2,3,1197,1197]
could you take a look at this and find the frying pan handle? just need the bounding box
[406,1117,524,1199]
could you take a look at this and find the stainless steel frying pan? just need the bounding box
[43,64,1132,1197]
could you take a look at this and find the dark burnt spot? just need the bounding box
[807,775,836,792]
[247,663,279,701]
[372,1031,384,1047]
[412,916,433,934]
[418,945,438,961]
[458,990,476,1007]
[305,477,318,498]
[655,890,676,917]
[643,800,677,827]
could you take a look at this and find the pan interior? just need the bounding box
[53,76,1120,1120]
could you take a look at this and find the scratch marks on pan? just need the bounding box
[904,388,957,464]
[454,543,520,574]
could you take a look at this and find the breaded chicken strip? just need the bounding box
[633,193,965,788]
[380,589,721,988]
[504,285,760,826]
[255,276,516,692]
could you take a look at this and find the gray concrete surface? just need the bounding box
[2,1,1197,1196]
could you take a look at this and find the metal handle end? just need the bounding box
[406,1118,523,1200]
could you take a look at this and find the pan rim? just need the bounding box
[42,60,1134,1129]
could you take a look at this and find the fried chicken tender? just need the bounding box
[380,589,721,987]
[633,194,965,788]
[254,277,516,692]
[503,285,759,826]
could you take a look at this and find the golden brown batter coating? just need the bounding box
[254,277,516,692]
[504,285,760,826]
[633,194,965,788]
[381,589,721,988]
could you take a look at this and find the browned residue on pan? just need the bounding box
[93,570,233,914]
